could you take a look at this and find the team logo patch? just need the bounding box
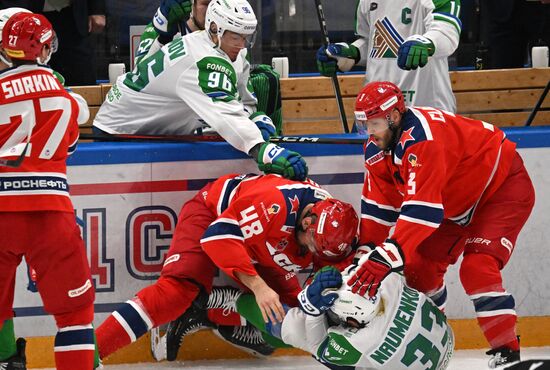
[267,204,280,215]
[370,2,378,10]
[370,17,405,59]
[408,153,421,167]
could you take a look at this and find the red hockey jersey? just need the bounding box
[200,173,333,285]
[360,107,517,260]
[0,65,89,213]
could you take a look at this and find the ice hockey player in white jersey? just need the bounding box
[316,0,461,112]
[93,0,307,180]
[285,266,454,370]
[135,0,285,133]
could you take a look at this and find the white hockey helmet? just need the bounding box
[0,7,32,66]
[329,284,381,328]
[205,0,257,46]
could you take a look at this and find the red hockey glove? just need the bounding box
[347,240,404,297]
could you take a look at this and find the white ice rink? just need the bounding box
[37,347,550,370]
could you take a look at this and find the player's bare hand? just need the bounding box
[234,272,285,323]
[255,286,285,323]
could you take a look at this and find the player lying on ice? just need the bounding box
[92,0,304,181]
[204,264,454,370]
[95,173,359,363]
[348,81,535,368]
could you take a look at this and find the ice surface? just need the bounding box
[36,347,550,370]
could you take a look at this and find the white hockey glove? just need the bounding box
[250,112,276,141]
[299,266,343,316]
[347,239,405,297]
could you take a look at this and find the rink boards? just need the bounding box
[11,128,550,366]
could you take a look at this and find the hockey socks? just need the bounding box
[427,284,448,311]
[54,324,95,370]
[0,319,16,360]
[96,298,153,359]
[461,253,519,351]
[235,294,290,348]
[97,276,199,358]
[207,309,244,326]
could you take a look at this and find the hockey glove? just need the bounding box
[298,266,343,316]
[352,243,376,264]
[250,112,276,141]
[255,143,308,181]
[316,46,337,77]
[397,35,435,70]
[347,240,404,297]
[153,0,192,38]
[316,43,359,77]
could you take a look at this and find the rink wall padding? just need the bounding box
[11,128,550,367]
[21,318,550,368]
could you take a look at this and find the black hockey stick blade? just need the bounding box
[79,132,367,145]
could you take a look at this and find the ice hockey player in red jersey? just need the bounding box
[0,12,95,370]
[96,173,359,360]
[347,81,535,368]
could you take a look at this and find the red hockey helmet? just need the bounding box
[2,12,53,62]
[307,199,359,262]
[354,81,405,134]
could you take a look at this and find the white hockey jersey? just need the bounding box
[353,0,461,112]
[282,274,454,370]
[93,31,264,154]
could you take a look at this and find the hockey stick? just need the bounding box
[525,79,550,126]
[0,117,34,168]
[0,141,30,168]
[314,0,350,134]
[79,132,367,145]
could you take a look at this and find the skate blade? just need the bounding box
[150,327,167,362]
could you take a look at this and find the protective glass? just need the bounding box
[354,115,390,136]
[303,227,318,256]
[222,30,256,49]
[51,31,58,53]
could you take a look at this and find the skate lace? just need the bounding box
[232,325,264,345]
[181,321,203,341]
[208,287,242,316]
[0,363,7,370]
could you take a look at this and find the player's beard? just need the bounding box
[295,225,309,257]
[385,124,402,152]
